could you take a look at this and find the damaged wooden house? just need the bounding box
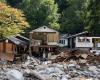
[0,35,29,61]
[29,26,59,59]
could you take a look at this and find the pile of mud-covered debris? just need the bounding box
[0,50,100,80]
[53,49,100,65]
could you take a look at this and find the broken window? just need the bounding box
[78,37,90,43]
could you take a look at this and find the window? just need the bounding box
[78,37,90,43]
[59,40,62,43]
[86,38,90,42]
[63,40,65,44]
[62,40,64,44]
[59,40,65,44]
[78,38,81,42]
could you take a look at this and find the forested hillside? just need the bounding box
[0,0,100,37]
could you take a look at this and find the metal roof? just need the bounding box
[8,37,28,46]
[30,26,58,33]
[16,35,30,42]
[66,31,88,38]
[60,34,70,39]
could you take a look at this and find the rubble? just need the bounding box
[53,49,100,65]
[0,62,100,80]
[7,70,24,80]
[0,49,100,80]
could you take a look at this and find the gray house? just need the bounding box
[58,34,69,47]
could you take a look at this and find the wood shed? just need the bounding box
[0,36,29,61]
[29,26,59,58]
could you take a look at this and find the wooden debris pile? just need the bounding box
[53,49,100,65]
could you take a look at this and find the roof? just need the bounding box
[16,35,30,42]
[0,35,29,46]
[30,26,58,33]
[66,31,88,38]
[60,34,70,39]
[8,37,28,46]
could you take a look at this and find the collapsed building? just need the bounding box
[0,35,29,61]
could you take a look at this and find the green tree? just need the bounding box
[80,0,100,35]
[59,0,85,34]
[21,0,60,30]
[0,2,29,38]
[55,0,69,13]
[0,0,6,3]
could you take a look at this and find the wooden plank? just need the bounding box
[47,33,54,42]
[47,33,59,42]
[6,43,13,52]
[0,52,14,61]
[0,42,4,60]
[32,46,39,52]
[3,42,6,53]
[6,52,14,61]
[0,42,3,53]
[0,42,15,61]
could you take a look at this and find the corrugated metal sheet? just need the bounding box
[9,37,28,46]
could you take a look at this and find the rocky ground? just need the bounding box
[0,50,100,80]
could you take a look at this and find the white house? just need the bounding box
[58,31,89,48]
[76,37,93,48]
[75,37,100,49]
[65,31,100,50]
